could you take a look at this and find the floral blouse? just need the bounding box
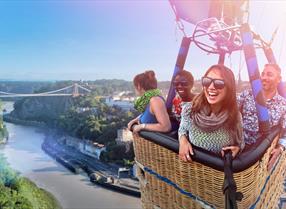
[172,96,183,122]
[237,90,286,145]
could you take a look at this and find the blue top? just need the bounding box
[139,96,164,124]
[139,104,158,124]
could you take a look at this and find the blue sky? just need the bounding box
[0,0,285,81]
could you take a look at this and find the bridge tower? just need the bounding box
[72,83,79,97]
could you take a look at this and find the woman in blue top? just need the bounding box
[127,70,171,134]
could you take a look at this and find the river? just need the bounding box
[0,102,141,209]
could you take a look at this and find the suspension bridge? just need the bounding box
[0,83,91,98]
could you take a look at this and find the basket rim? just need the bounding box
[137,126,281,172]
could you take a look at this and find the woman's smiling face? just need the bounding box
[203,68,227,111]
[173,75,192,100]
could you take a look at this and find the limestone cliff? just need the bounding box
[9,96,74,124]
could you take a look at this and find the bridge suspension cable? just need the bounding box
[0,83,91,98]
[0,91,16,95]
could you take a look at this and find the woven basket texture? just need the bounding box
[133,134,286,209]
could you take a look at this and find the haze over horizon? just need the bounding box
[0,1,285,82]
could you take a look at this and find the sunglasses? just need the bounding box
[173,81,189,87]
[201,77,225,89]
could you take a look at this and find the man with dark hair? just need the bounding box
[237,64,286,170]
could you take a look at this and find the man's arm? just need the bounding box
[278,112,286,150]
[267,114,286,171]
[267,133,286,171]
[278,132,286,150]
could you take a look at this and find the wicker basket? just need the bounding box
[133,133,286,209]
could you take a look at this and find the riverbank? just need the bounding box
[1,122,141,209]
[42,138,140,197]
[0,153,62,209]
[0,119,9,144]
[4,114,140,196]
[3,114,46,128]
[15,177,62,209]
[0,127,8,144]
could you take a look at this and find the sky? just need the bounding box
[0,0,285,81]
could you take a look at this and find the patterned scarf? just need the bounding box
[134,89,161,112]
[192,105,244,150]
[192,105,229,132]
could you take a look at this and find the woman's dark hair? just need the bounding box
[192,64,239,132]
[175,70,194,87]
[133,70,157,91]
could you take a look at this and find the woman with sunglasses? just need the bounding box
[171,70,195,130]
[128,70,171,134]
[178,64,244,162]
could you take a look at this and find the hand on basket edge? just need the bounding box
[179,136,194,162]
[221,146,240,158]
[267,146,282,171]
